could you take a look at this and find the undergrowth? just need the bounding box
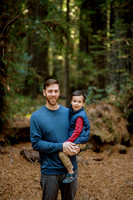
[7,94,66,119]
[7,94,45,118]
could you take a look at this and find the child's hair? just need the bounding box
[72,90,86,102]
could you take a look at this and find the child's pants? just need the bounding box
[59,143,86,173]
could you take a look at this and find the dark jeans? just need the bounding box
[40,169,78,200]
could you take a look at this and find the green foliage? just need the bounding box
[86,86,107,104]
[116,78,133,113]
[1,0,133,123]
[7,94,45,118]
[86,74,133,116]
[6,94,66,119]
[6,0,133,96]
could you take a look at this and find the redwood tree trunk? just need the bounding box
[28,0,49,98]
[0,1,9,136]
[65,0,71,107]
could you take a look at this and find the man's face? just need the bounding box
[43,84,60,106]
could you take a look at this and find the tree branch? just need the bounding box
[0,15,21,38]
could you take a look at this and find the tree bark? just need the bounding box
[28,0,49,98]
[0,1,21,136]
[65,0,71,107]
[0,1,11,136]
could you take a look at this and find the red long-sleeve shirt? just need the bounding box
[66,117,83,143]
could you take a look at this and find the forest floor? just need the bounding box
[0,141,133,200]
[1,99,133,200]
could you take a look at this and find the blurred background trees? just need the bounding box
[0,0,133,136]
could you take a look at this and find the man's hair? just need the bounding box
[72,90,86,102]
[44,79,59,89]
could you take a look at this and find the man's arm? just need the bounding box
[30,115,80,155]
[30,115,63,153]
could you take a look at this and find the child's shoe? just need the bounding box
[63,173,77,183]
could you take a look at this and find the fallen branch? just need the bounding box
[8,154,13,163]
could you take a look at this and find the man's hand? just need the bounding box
[63,142,80,156]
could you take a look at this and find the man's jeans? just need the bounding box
[40,169,78,200]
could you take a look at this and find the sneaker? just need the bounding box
[63,173,77,183]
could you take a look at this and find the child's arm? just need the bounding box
[66,117,83,143]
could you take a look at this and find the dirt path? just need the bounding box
[0,142,133,200]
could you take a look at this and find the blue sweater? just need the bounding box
[30,105,77,175]
[69,105,90,144]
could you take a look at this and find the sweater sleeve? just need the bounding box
[66,117,83,143]
[30,115,63,153]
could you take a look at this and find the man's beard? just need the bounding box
[46,97,58,106]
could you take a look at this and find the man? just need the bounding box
[30,79,80,200]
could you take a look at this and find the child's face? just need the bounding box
[71,95,85,111]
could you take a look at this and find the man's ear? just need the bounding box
[43,89,46,96]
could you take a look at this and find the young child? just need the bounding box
[59,90,90,183]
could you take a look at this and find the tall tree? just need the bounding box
[78,0,106,90]
[65,0,71,107]
[107,0,133,90]
[0,0,23,137]
[78,0,90,89]
[0,1,9,136]
[28,0,49,98]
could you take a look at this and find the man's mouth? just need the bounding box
[50,98,56,101]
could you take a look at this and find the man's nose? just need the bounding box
[52,91,56,95]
